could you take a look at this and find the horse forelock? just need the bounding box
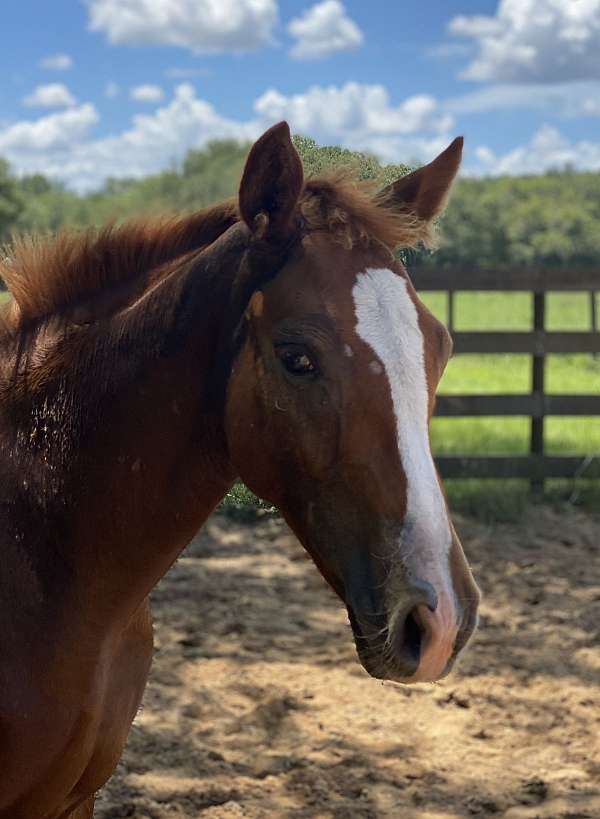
[299,172,436,254]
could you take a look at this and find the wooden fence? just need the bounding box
[410,267,600,485]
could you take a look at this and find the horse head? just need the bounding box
[225,122,480,684]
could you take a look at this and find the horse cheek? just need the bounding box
[225,347,282,503]
[293,386,340,482]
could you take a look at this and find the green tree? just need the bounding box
[429,169,600,270]
[293,135,410,186]
[0,159,23,243]
[3,139,600,276]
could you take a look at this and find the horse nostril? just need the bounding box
[402,610,423,663]
[392,581,438,672]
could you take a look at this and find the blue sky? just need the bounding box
[1,0,600,190]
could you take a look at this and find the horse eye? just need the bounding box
[277,347,317,378]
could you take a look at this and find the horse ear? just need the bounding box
[378,137,463,222]
[239,121,304,241]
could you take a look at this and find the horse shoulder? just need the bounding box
[0,579,153,817]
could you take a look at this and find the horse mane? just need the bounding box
[0,199,238,326]
[0,170,429,329]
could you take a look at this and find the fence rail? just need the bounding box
[412,268,600,292]
[410,266,600,486]
[452,331,600,355]
[435,394,600,418]
[436,455,600,480]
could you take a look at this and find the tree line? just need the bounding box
[1,137,599,288]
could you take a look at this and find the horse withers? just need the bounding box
[0,122,479,818]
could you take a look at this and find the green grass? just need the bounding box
[218,483,274,521]
[422,291,600,332]
[0,291,10,305]
[419,291,600,518]
[421,291,600,458]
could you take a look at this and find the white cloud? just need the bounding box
[39,53,73,71]
[23,83,77,109]
[0,105,98,155]
[88,0,278,53]
[165,66,212,79]
[105,81,120,98]
[0,82,454,190]
[131,84,165,103]
[450,0,600,83]
[254,82,453,159]
[447,80,600,117]
[0,85,256,191]
[472,125,600,175]
[580,97,600,115]
[288,0,363,60]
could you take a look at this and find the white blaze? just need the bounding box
[352,268,451,583]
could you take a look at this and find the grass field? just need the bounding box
[422,291,600,455]
[421,290,600,516]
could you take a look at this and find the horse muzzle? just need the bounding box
[347,574,479,684]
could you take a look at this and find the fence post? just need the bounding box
[531,291,546,492]
[447,290,455,333]
[592,291,598,359]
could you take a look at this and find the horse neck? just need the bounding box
[5,226,248,633]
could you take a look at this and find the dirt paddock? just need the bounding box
[97,506,600,819]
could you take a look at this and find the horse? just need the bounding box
[0,121,480,818]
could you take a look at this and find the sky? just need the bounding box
[1,0,600,190]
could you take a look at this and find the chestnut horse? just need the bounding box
[0,122,480,818]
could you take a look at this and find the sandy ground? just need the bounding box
[96,505,600,819]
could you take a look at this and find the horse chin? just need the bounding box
[356,641,456,685]
[346,604,391,682]
[352,648,388,682]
